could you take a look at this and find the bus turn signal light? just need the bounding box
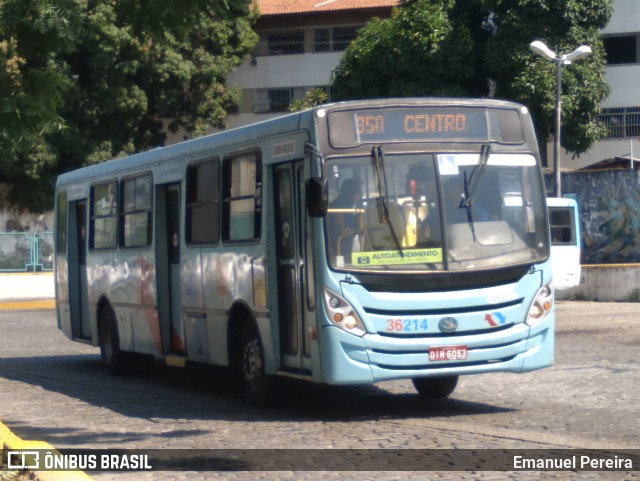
[527,281,554,326]
[323,287,366,337]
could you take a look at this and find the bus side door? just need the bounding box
[274,161,312,371]
[68,199,91,339]
[156,183,185,354]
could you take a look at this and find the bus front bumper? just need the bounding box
[319,313,554,385]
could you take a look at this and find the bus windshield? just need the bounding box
[325,151,548,272]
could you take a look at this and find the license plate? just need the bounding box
[429,345,468,361]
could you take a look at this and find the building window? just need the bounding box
[599,107,640,139]
[223,152,262,242]
[314,29,331,52]
[91,181,118,250]
[255,87,306,113]
[603,35,637,65]
[187,160,220,244]
[268,32,304,55]
[121,175,152,248]
[314,26,360,52]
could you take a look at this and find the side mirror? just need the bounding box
[306,177,327,217]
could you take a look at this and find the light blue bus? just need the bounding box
[54,98,554,405]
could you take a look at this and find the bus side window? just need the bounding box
[121,174,153,248]
[187,160,220,244]
[223,152,262,242]
[91,181,118,250]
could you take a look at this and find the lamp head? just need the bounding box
[530,40,556,61]
[565,45,592,62]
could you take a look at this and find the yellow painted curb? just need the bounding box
[0,300,55,311]
[1,421,93,481]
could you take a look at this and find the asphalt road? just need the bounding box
[0,302,638,481]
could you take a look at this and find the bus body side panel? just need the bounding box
[55,254,72,338]
[200,250,259,365]
[85,248,160,355]
[86,251,133,350]
[131,250,163,356]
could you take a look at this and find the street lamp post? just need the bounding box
[530,40,592,198]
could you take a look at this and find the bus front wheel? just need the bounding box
[240,322,271,406]
[412,375,458,398]
[98,305,123,374]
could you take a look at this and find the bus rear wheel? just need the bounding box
[412,375,458,398]
[98,305,123,374]
[240,322,271,407]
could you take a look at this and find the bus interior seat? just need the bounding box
[364,199,405,249]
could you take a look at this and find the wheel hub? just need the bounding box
[242,340,262,382]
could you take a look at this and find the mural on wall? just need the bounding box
[557,169,640,264]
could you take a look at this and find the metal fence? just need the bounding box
[598,106,640,139]
[0,232,53,272]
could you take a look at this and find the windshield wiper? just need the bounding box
[461,144,491,241]
[372,146,404,257]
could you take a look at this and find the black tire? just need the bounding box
[98,305,123,374]
[240,321,271,407]
[412,375,459,398]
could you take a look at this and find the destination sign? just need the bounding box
[328,106,522,147]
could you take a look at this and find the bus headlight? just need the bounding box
[526,282,553,326]
[323,287,366,337]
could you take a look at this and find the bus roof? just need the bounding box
[56,108,311,187]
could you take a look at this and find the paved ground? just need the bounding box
[0,301,638,480]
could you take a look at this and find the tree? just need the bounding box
[331,0,480,101]
[0,0,82,209]
[1,0,258,210]
[484,0,612,164]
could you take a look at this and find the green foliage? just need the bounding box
[0,0,258,211]
[484,0,612,159]
[288,87,329,112]
[331,0,478,100]
[0,0,81,184]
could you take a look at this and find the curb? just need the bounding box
[0,300,55,311]
[0,421,93,481]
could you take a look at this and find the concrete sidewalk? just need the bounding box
[0,272,55,309]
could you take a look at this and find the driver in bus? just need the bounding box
[404,165,442,248]
[329,178,361,262]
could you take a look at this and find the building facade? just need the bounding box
[224,0,399,129]
[556,0,640,170]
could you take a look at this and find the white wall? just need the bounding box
[602,64,640,107]
[602,0,640,35]
[552,138,640,170]
[227,51,343,89]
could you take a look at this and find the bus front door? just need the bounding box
[274,162,311,372]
